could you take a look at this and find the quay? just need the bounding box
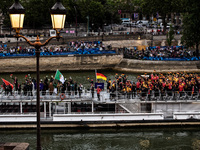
[0,55,199,73]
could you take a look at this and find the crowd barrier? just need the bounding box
[142,56,200,61]
[148,46,184,50]
[0,48,116,57]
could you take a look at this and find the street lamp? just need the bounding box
[9,0,66,150]
[74,5,78,36]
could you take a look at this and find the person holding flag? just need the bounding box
[1,78,13,95]
[55,69,65,84]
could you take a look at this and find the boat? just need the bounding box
[0,88,200,128]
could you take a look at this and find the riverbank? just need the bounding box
[0,54,199,73]
[115,58,200,73]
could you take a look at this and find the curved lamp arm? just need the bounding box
[15,30,62,50]
[15,34,34,46]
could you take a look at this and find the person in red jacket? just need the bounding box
[179,82,184,97]
[96,86,102,101]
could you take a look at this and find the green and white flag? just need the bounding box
[55,69,65,84]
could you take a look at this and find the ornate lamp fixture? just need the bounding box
[9,0,66,149]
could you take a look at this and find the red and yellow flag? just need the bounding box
[96,73,107,81]
[1,78,13,89]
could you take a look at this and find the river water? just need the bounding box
[0,70,139,89]
[0,128,200,150]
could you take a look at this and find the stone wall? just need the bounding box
[114,59,200,73]
[0,54,123,73]
[0,55,199,73]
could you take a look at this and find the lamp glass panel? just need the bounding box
[10,14,24,29]
[51,14,66,29]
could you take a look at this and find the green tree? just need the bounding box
[181,0,200,57]
[140,0,182,33]
[1,0,122,31]
[0,0,14,27]
[166,25,174,46]
[23,0,55,29]
[76,0,105,31]
[104,0,121,26]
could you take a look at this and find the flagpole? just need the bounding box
[55,69,58,79]
[95,69,97,82]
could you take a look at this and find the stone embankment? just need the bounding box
[0,55,122,73]
[115,58,200,73]
[0,54,199,73]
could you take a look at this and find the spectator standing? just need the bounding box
[90,84,94,98]
[96,86,102,101]
[78,84,82,97]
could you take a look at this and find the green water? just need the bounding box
[0,128,200,150]
[0,70,139,89]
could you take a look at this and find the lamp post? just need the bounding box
[86,15,89,35]
[9,0,66,150]
[74,5,77,36]
[129,2,134,34]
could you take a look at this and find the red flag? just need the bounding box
[1,78,13,89]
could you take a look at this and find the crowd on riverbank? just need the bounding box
[1,40,111,54]
[2,72,200,101]
[123,46,197,60]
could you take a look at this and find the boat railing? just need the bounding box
[0,90,92,101]
[0,88,200,102]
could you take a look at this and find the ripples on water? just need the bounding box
[0,70,138,89]
[0,128,200,150]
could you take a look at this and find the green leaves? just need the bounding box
[181,0,200,57]
[166,25,174,46]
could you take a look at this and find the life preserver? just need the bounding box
[60,93,66,100]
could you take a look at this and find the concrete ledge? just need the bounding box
[173,112,200,120]
[0,54,123,73]
[0,55,199,73]
[0,120,200,129]
[115,59,200,73]
[53,113,164,121]
[0,114,36,122]
[0,143,29,150]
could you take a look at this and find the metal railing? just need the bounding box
[0,88,200,102]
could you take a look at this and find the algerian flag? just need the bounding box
[55,69,65,84]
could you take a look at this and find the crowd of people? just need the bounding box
[2,74,84,98]
[105,72,200,101]
[123,46,196,60]
[2,72,200,101]
[1,41,110,55]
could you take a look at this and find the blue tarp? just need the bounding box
[143,56,199,61]
[0,48,116,57]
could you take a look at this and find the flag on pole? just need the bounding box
[96,72,107,81]
[1,78,13,89]
[55,69,65,84]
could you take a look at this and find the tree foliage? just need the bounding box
[181,0,200,57]
[0,0,124,30]
[166,25,174,46]
[140,0,183,32]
